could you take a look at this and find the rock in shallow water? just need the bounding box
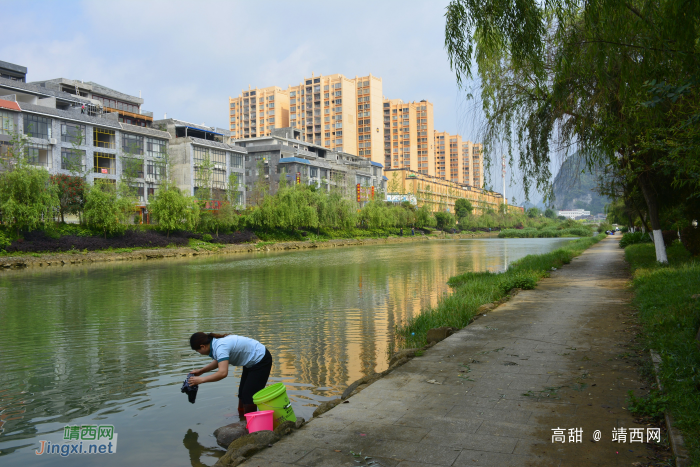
[213,422,247,449]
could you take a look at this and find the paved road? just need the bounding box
[242,237,648,466]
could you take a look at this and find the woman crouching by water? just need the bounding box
[188,332,272,417]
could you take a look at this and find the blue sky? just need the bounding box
[1,0,547,203]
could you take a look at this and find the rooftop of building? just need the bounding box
[236,129,383,169]
[118,122,170,139]
[18,101,122,129]
[0,76,94,106]
[188,136,246,154]
[28,78,144,105]
[153,118,228,135]
[0,98,21,112]
[85,81,143,104]
[0,60,27,75]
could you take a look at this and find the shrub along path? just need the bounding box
[239,237,665,467]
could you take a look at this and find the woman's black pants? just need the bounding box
[238,348,272,405]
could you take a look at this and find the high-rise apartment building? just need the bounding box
[229,86,289,140]
[229,73,383,163]
[463,140,484,188]
[433,131,450,180]
[352,75,383,162]
[228,73,486,188]
[287,73,358,155]
[383,99,434,176]
[433,131,484,187]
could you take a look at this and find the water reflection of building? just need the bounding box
[0,239,540,442]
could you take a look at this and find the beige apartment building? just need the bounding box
[433,131,451,180]
[385,168,504,214]
[228,73,486,189]
[434,131,484,188]
[229,73,383,164]
[229,86,290,140]
[383,99,435,176]
[463,140,484,188]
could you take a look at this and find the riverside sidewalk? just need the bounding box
[243,237,650,467]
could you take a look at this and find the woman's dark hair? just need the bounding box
[190,332,229,350]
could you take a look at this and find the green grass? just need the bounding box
[623,242,700,463]
[253,227,410,242]
[187,238,225,251]
[394,233,606,349]
[498,227,593,238]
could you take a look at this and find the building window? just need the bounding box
[61,148,85,171]
[0,140,11,160]
[27,144,51,168]
[230,153,243,169]
[92,94,139,114]
[24,114,51,139]
[210,149,226,165]
[146,137,166,158]
[0,110,15,135]
[122,157,144,178]
[94,152,116,174]
[128,182,145,202]
[122,133,144,155]
[94,127,116,148]
[193,146,209,165]
[212,168,226,189]
[60,123,86,144]
[146,160,166,180]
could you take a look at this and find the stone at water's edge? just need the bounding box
[312,398,341,417]
[213,419,306,467]
[213,422,247,449]
[426,327,456,343]
[387,348,419,367]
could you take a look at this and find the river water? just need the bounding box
[0,238,573,466]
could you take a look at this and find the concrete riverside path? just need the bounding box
[242,237,650,467]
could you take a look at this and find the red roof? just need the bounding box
[0,99,21,112]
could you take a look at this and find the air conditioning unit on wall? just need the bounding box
[49,138,57,145]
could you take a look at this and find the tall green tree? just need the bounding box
[454,198,473,220]
[149,182,200,237]
[445,0,700,262]
[83,181,131,238]
[0,132,59,235]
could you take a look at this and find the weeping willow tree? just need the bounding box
[445,0,700,262]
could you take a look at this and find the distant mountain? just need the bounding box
[521,199,546,211]
[552,152,610,215]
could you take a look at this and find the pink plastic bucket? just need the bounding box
[244,410,274,433]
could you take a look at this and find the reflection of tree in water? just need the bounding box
[0,241,527,451]
[182,429,224,467]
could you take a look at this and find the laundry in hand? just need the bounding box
[181,372,199,404]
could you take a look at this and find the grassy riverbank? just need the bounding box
[394,233,607,349]
[498,226,592,238]
[623,242,700,463]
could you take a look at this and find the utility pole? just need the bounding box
[502,155,506,211]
